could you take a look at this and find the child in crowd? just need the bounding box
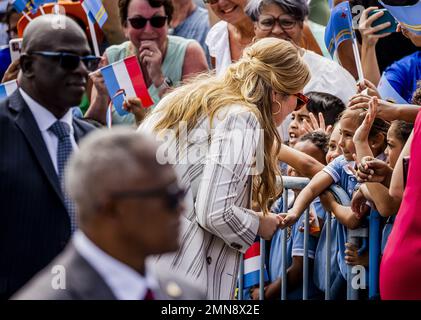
[288,92,345,147]
[281,105,390,297]
[251,132,329,300]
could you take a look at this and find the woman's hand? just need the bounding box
[302,112,333,135]
[359,7,392,48]
[353,96,378,144]
[257,213,283,240]
[89,70,109,97]
[138,40,164,87]
[1,60,20,83]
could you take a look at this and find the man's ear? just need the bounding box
[19,54,35,79]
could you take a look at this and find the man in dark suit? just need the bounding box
[0,15,97,299]
[13,129,205,300]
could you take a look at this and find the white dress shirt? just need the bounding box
[19,88,78,174]
[73,231,159,300]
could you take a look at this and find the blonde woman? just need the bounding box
[138,38,311,300]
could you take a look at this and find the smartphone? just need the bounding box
[403,156,410,189]
[367,9,398,35]
[9,38,23,62]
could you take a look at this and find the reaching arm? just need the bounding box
[281,171,334,228]
[360,183,401,217]
[320,191,361,229]
[278,144,325,179]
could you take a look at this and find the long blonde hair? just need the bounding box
[151,37,310,214]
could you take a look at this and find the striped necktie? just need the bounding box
[49,120,77,233]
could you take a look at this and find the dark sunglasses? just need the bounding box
[29,51,101,72]
[127,15,168,29]
[257,15,298,31]
[294,93,309,111]
[111,182,186,211]
[203,0,219,4]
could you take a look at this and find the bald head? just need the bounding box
[65,128,175,222]
[22,14,88,53]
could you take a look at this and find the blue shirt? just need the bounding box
[384,51,421,103]
[169,6,211,66]
[323,155,359,278]
[269,198,324,299]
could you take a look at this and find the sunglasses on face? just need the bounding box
[257,15,298,31]
[29,51,101,72]
[294,93,309,111]
[111,182,186,211]
[203,0,219,4]
[127,15,168,29]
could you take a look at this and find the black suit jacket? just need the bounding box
[12,242,206,300]
[0,90,95,299]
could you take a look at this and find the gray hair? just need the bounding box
[65,128,165,221]
[245,0,309,22]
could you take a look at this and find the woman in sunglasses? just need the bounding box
[246,0,357,141]
[138,38,311,299]
[86,0,208,126]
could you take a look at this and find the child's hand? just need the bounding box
[122,97,149,125]
[302,112,333,135]
[351,189,370,219]
[279,211,300,229]
[249,286,261,300]
[345,243,369,267]
[356,156,393,184]
[353,97,378,144]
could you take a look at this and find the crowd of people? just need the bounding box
[1,0,421,301]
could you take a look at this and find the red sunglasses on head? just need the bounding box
[293,93,309,111]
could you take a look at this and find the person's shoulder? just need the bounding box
[385,50,421,73]
[206,21,228,46]
[154,270,206,300]
[105,41,131,63]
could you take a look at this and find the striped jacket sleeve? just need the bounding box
[195,108,261,253]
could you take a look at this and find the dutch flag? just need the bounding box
[100,56,153,116]
[243,238,269,288]
[0,80,18,100]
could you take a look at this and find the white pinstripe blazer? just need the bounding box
[138,100,261,299]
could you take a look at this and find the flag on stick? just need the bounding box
[100,56,153,116]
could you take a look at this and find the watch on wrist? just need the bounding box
[157,77,173,91]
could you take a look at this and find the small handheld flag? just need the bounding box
[81,0,108,28]
[0,80,18,100]
[324,1,354,57]
[100,56,153,116]
[379,0,421,35]
[325,1,364,81]
[32,0,58,14]
[12,0,34,20]
[243,238,269,289]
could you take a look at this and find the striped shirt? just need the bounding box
[138,97,261,299]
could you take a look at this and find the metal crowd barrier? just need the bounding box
[237,176,382,300]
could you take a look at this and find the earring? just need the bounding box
[273,100,282,115]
